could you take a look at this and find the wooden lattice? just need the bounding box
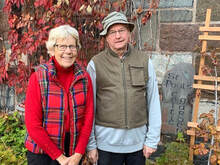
[187,8,220,161]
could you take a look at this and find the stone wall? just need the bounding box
[133,0,220,81]
[132,0,220,135]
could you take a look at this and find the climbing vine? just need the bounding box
[0,0,159,95]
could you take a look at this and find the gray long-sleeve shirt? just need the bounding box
[87,58,161,153]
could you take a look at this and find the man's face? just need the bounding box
[106,24,131,53]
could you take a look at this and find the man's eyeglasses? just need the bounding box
[55,44,77,51]
[108,29,127,37]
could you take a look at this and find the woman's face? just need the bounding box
[54,36,78,68]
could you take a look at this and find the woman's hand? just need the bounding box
[67,153,82,165]
[56,154,69,165]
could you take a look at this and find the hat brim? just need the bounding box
[100,21,134,36]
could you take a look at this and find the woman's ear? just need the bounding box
[48,50,55,57]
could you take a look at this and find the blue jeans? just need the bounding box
[98,149,146,165]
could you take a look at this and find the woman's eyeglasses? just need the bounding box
[55,44,77,51]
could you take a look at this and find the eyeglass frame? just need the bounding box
[54,44,78,51]
[107,28,128,37]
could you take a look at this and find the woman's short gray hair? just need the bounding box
[46,25,81,55]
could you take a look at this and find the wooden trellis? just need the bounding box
[187,9,220,161]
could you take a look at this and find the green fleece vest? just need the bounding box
[92,46,149,129]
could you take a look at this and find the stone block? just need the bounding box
[0,11,8,33]
[133,0,151,9]
[197,99,216,123]
[160,24,200,51]
[196,0,220,22]
[150,52,193,84]
[0,0,4,10]
[160,10,192,23]
[158,0,194,8]
[0,11,8,49]
[134,0,194,8]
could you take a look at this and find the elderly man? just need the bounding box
[87,11,161,165]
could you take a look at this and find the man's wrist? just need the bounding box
[144,142,157,150]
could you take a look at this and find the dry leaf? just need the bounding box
[65,0,69,5]
[87,5,92,14]
[210,154,217,164]
[79,4,85,11]
[199,113,207,119]
[136,6,143,14]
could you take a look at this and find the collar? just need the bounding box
[45,57,85,83]
[107,44,131,58]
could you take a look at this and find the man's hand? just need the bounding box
[88,149,98,164]
[143,145,156,158]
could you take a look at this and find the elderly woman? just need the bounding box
[24,25,94,165]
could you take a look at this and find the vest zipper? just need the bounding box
[120,57,128,128]
[54,80,69,151]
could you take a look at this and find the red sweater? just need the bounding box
[25,57,94,160]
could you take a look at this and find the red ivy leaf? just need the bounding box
[96,21,103,31]
[15,0,24,8]
[141,17,147,25]
[145,10,152,20]
[121,1,126,11]
[112,1,120,12]
[38,18,46,25]
[132,15,137,21]
[34,0,42,7]
[8,30,18,44]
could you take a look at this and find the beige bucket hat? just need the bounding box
[100,11,135,36]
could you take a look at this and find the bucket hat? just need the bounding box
[100,11,135,36]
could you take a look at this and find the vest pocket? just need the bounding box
[45,125,62,144]
[131,92,147,125]
[129,65,145,86]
